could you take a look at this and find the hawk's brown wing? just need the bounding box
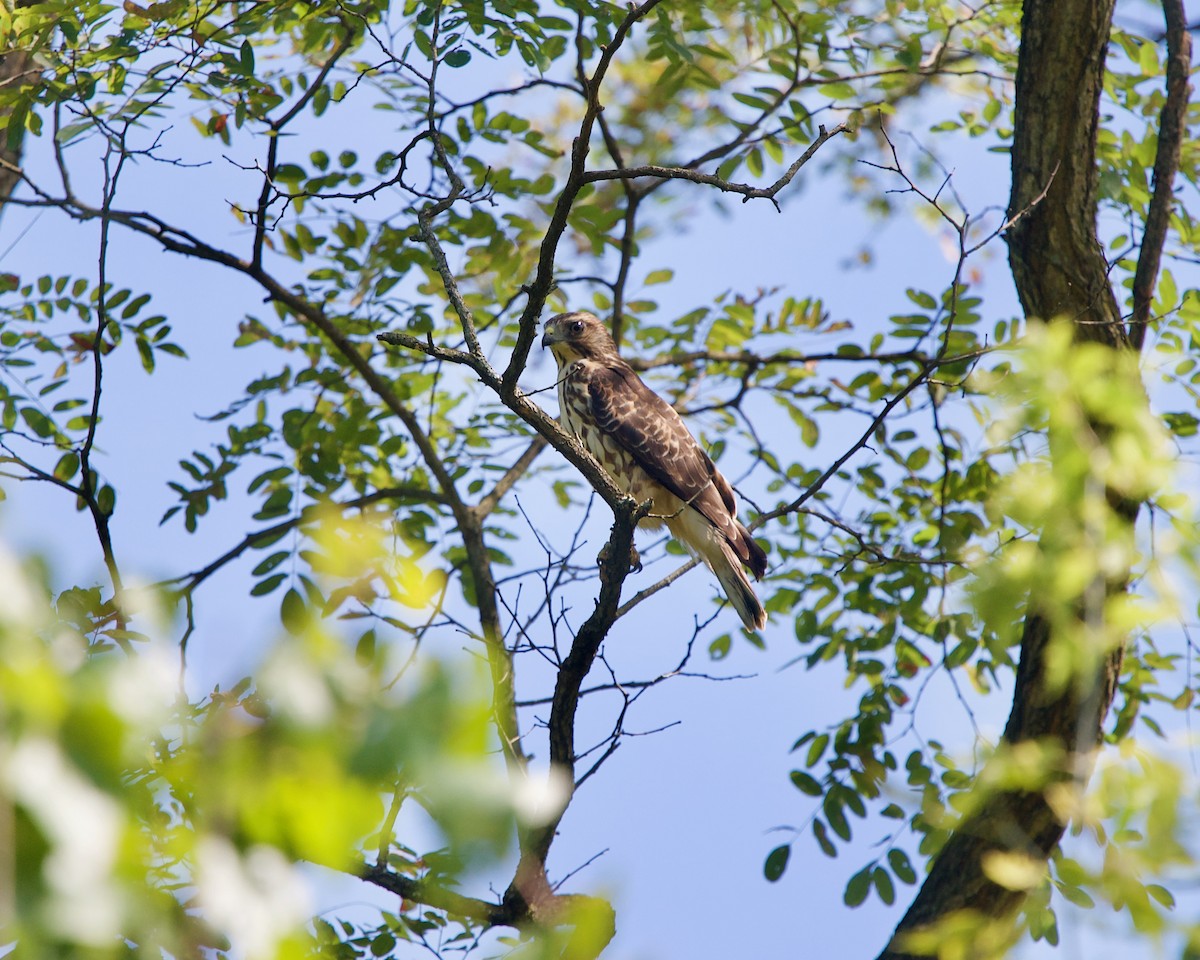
[584,362,740,534]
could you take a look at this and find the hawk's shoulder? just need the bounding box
[581,360,734,527]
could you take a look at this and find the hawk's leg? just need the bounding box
[597,540,642,574]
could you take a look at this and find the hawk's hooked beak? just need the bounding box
[540,325,557,349]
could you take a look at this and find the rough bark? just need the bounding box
[877,0,1189,955]
[0,0,38,220]
[1006,0,1126,348]
[0,50,31,215]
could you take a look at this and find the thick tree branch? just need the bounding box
[505,501,646,921]
[1130,0,1192,351]
[1003,2,1127,348]
[359,861,508,926]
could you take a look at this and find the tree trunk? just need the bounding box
[0,49,32,217]
[0,0,38,221]
[877,0,1163,955]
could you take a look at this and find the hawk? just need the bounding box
[541,311,767,630]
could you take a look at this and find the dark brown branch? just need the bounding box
[359,829,613,946]
[505,502,647,921]
[1003,4,1128,348]
[613,557,701,620]
[757,358,940,529]
[377,330,637,516]
[253,29,353,270]
[80,141,128,629]
[626,347,930,372]
[359,861,509,927]
[1129,0,1192,351]
[582,123,847,209]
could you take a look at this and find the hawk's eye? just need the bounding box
[570,320,584,333]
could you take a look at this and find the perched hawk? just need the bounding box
[541,311,767,630]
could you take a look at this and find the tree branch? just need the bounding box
[582,122,847,210]
[1129,0,1192,351]
[505,500,647,920]
[358,861,509,927]
[252,28,353,270]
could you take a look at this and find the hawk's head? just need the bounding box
[541,311,619,364]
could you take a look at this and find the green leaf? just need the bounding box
[55,121,93,144]
[136,337,155,373]
[96,484,116,516]
[745,146,764,178]
[1137,40,1159,76]
[812,819,837,858]
[1057,883,1095,909]
[716,155,741,181]
[251,551,290,576]
[789,770,823,796]
[887,848,917,884]
[763,844,790,882]
[280,587,306,633]
[54,451,80,482]
[824,794,851,841]
[121,293,151,319]
[239,39,255,75]
[250,573,286,597]
[906,288,937,310]
[355,630,377,666]
[873,866,895,905]
[844,866,871,907]
[1146,884,1175,908]
[709,633,731,660]
[806,733,829,768]
[20,407,54,438]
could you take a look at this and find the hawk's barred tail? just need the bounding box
[667,510,768,631]
[734,520,768,580]
[714,539,767,631]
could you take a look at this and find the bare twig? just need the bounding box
[583,123,848,211]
